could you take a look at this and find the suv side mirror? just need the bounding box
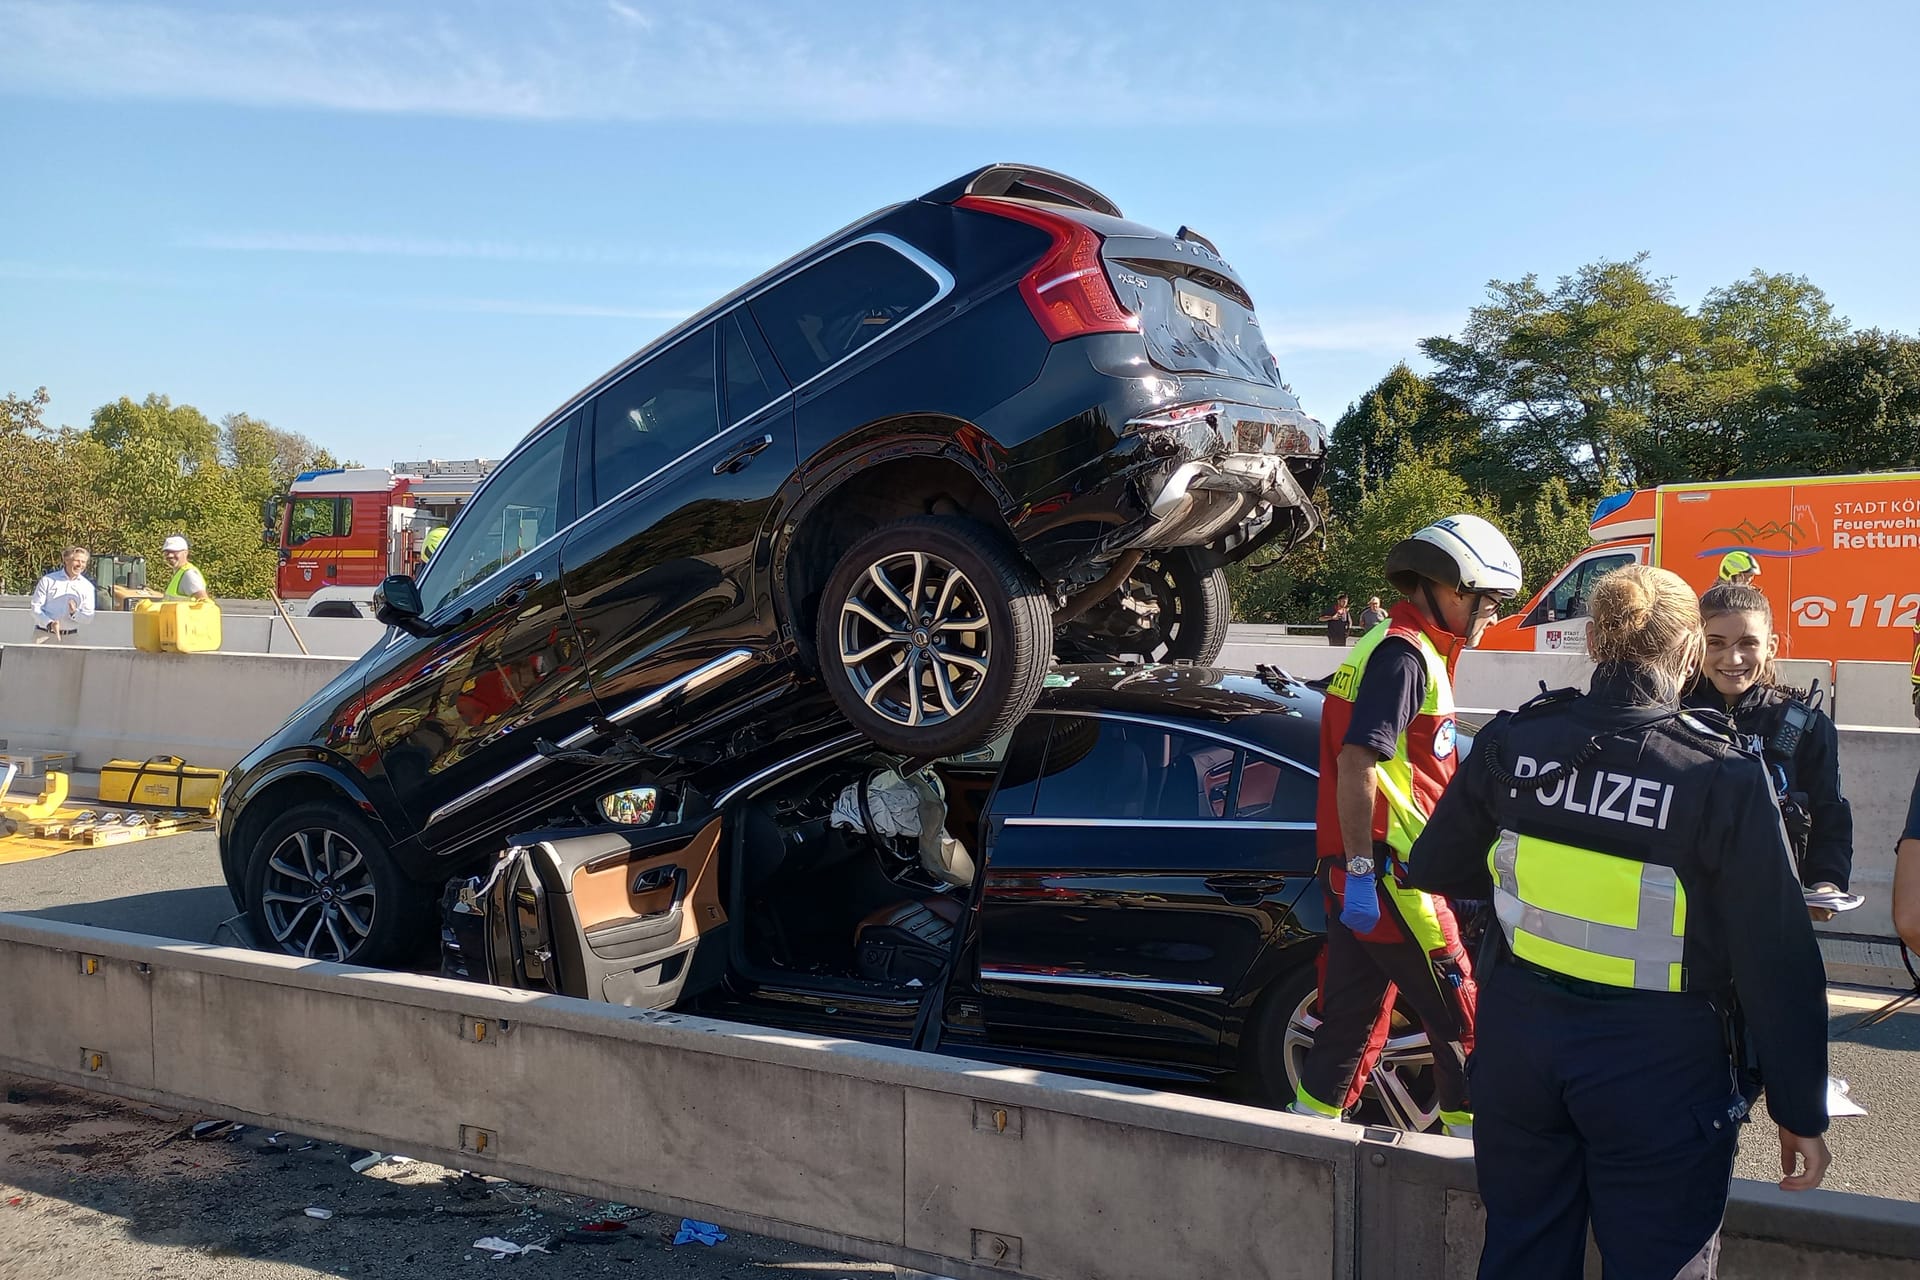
[375,574,424,624]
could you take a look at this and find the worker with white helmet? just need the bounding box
[116,534,210,603]
[1292,513,1523,1138]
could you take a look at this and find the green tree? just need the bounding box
[1318,448,1505,608]
[1323,364,1480,516]
[89,394,221,472]
[1421,255,1703,499]
[0,387,66,590]
[1511,476,1599,598]
[1747,331,1920,475]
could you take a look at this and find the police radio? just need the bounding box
[1769,699,1813,758]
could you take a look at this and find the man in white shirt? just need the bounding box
[30,546,96,642]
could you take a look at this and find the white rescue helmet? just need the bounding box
[1384,513,1523,600]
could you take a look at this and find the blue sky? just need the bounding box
[3,0,1916,466]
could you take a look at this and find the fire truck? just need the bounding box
[269,459,495,617]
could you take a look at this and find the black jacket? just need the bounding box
[1684,682,1853,891]
[1406,664,1829,1138]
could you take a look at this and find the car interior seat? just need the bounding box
[1158,745,1235,818]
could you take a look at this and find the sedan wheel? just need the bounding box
[1280,983,1442,1133]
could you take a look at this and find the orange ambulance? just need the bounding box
[1478,471,1920,662]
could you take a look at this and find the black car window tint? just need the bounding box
[722,313,778,425]
[748,240,938,385]
[986,717,1051,817]
[592,325,719,506]
[1030,720,1234,821]
[416,424,568,614]
[1233,752,1316,821]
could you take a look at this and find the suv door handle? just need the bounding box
[498,571,543,607]
[713,434,775,475]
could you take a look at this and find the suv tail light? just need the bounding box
[956,195,1140,342]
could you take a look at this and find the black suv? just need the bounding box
[219,164,1325,965]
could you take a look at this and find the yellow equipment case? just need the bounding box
[99,755,226,814]
[132,600,223,653]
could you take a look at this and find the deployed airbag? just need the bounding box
[830,767,975,887]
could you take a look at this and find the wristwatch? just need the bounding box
[1346,856,1375,877]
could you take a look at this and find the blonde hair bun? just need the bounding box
[1586,565,1702,687]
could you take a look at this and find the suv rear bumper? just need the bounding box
[1118,400,1321,554]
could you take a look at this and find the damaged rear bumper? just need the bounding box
[1111,400,1322,559]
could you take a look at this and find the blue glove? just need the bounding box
[1340,869,1381,933]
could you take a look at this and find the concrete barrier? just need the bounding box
[1830,726,1920,941]
[1,916,1913,1280]
[0,916,1362,1280]
[0,607,385,658]
[1838,660,1920,731]
[0,644,354,769]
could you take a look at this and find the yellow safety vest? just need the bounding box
[1488,828,1688,992]
[1327,623,1455,862]
[166,562,202,598]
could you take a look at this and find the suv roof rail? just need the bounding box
[922,164,1122,218]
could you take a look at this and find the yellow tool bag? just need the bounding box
[98,755,226,814]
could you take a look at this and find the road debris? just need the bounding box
[304,1206,334,1220]
[473,1236,552,1259]
[189,1119,236,1141]
[675,1218,727,1246]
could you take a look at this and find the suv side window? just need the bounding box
[749,240,940,385]
[591,325,719,507]
[722,313,780,424]
[415,422,570,614]
[1031,718,1237,821]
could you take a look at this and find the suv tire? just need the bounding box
[244,801,425,967]
[1056,548,1230,665]
[816,515,1052,758]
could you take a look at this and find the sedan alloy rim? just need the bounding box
[261,827,377,962]
[1283,990,1441,1133]
[838,550,991,730]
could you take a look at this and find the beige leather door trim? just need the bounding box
[571,816,728,947]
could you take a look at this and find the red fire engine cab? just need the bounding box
[272,460,493,617]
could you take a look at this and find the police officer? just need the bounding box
[1406,564,1829,1279]
[1687,583,1853,913]
[1292,513,1523,1136]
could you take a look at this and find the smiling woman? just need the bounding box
[1685,583,1855,905]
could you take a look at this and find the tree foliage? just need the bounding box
[1235,255,1899,625]
[0,389,340,598]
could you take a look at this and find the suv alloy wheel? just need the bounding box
[816,515,1052,758]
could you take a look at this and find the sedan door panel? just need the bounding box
[521,817,729,1008]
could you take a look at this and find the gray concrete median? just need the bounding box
[3,915,1917,1278]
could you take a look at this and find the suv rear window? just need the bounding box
[750,240,939,384]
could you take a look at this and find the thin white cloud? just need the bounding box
[179,230,771,272]
[1260,312,1459,355]
[0,0,1418,124]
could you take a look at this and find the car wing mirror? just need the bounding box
[598,786,661,827]
[374,574,467,637]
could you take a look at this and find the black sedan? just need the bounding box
[441,664,1446,1130]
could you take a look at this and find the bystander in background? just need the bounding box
[29,546,95,643]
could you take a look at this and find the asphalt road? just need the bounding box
[2,830,1917,1230]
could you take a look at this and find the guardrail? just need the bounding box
[1,916,1915,1279]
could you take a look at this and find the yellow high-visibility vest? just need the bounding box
[1488,828,1688,992]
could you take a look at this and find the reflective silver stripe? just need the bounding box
[978,968,1224,996]
[429,649,759,827]
[1492,830,1685,992]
